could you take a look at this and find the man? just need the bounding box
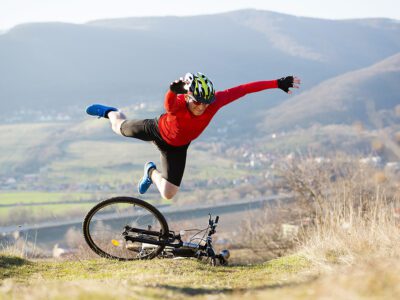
[86,73,300,199]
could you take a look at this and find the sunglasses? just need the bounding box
[187,94,204,106]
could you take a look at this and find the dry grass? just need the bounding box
[301,185,400,268]
[221,154,400,299]
[278,154,400,269]
[237,201,301,260]
[234,153,400,266]
[213,258,400,300]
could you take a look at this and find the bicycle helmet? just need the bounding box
[184,72,215,104]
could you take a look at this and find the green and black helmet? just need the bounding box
[184,72,215,104]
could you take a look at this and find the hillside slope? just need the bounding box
[259,52,400,132]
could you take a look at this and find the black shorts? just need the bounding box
[120,118,189,186]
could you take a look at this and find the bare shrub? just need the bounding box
[65,227,85,248]
[74,243,103,260]
[237,201,306,260]
[278,155,400,268]
[0,236,50,258]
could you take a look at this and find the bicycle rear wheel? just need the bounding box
[83,197,169,260]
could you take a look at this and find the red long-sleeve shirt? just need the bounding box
[158,80,278,146]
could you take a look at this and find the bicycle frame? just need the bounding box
[122,214,229,264]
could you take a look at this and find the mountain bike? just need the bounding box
[82,197,230,266]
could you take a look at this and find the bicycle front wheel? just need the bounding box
[83,197,169,260]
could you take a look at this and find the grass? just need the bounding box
[185,148,248,181]
[2,251,399,300]
[0,123,68,175]
[45,140,246,182]
[0,191,97,222]
[223,258,400,300]
[0,192,92,205]
[0,253,311,300]
[2,156,400,299]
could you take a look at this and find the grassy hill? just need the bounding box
[1,252,399,299]
[0,254,311,300]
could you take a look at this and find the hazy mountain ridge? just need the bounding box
[2,9,400,126]
[260,52,400,132]
[230,11,400,71]
[90,9,400,71]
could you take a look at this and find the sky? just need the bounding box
[1,0,400,31]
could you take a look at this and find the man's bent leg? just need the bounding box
[150,144,188,200]
[108,111,127,136]
[150,169,179,200]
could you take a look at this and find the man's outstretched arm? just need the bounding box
[216,76,301,108]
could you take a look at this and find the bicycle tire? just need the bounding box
[83,197,169,261]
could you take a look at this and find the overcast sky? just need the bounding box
[1,0,399,30]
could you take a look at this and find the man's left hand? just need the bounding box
[278,76,301,94]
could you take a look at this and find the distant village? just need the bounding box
[2,146,399,193]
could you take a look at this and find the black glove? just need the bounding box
[170,80,188,94]
[277,76,294,93]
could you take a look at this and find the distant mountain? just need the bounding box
[1,9,400,124]
[259,53,400,132]
[89,10,400,76]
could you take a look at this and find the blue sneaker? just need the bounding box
[138,162,157,194]
[86,104,117,118]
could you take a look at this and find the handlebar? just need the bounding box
[208,214,220,226]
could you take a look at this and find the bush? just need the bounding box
[279,155,400,268]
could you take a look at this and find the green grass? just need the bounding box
[0,192,92,205]
[185,149,248,181]
[0,256,35,281]
[30,139,246,188]
[0,123,68,174]
[0,191,171,225]
[2,251,399,299]
[0,254,309,283]
[0,192,96,222]
[0,254,311,299]
[50,141,158,170]
[46,140,247,181]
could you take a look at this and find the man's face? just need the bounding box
[186,94,209,116]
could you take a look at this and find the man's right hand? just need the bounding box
[170,79,188,94]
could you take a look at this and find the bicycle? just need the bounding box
[82,197,230,266]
